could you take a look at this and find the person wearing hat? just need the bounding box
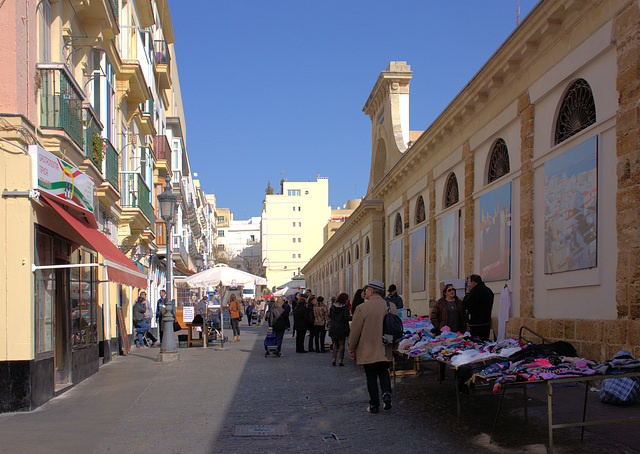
[348,279,396,414]
[385,284,403,309]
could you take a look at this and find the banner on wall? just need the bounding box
[410,227,426,293]
[437,210,460,282]
[389,239,403,295]
[544,136,598,273]
[479,182,512,281]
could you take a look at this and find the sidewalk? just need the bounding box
[0,321,637,453]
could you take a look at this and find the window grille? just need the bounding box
[394,213,403,237]
[488,139,510,183]
[554,79,596,145]
[415,196,426,224]
[444,173,459,208]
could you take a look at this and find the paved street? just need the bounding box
[0,321,638,454]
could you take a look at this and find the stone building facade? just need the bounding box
[302,0,640,361]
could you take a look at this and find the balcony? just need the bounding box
[83,102,103,168]
[153,40,172,89]
[119,171,156,229]
[38,63,85,148]
[154,135,171,176]
[139,98,155,136]
[172,234,189,269]
[104,139,119,191]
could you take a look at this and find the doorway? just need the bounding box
[54,259,70,386]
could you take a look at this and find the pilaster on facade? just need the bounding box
[463,141,474,277]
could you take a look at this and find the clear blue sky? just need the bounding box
[171,1,539,219]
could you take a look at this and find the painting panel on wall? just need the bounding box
[479,182,512,281]
[345,267,351,297]
[362,256,370,288]
[352,261,360,293]
[389,239,403,295]
[544,136,598,273]
[411,227,426,293]
[437,210,459,282]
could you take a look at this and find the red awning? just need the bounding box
[42,196,148,288]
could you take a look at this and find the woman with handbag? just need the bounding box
[229,294,242,342]
[329,293,351,366]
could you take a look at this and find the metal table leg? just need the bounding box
[547,382,554,454]
[490,384,508,443]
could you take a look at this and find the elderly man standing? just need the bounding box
[348,279,397,414]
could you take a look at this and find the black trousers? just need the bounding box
[363,361,391,408]
[295,329,307,352]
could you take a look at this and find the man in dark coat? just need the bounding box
[462,274,494,341]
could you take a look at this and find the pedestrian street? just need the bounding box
[0,322,637,454]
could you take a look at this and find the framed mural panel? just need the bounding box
[389,239,403,294]
[544,135,598,273]
[352,261,360,293]
[437,210,459,282]
[345,267,351,297]
[411,227,426,293]
[479,182,512,281]
[362,256,370,288]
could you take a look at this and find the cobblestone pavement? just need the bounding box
[0,320,638,453]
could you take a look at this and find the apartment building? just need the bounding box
[0,0,212,412]
[261,178,330,289]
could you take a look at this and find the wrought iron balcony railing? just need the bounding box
[119,171,156,224]
[38,63,85,148]
[104,139,119,191]
[154,40,171,67]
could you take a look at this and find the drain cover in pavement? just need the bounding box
[233,424,290,436]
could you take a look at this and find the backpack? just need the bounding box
[382,300,404,344]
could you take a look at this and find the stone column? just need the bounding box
[428,173,436,301]
[518,91,535,320]
[614,4,640,326]
[463,141,474,277]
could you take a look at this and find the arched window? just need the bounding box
[488,138,510,183]
[444,173,459,208]
[394,213,403,237]
[365,237,370,255]
[554,78,596,145]
[329,263,333,274]
[355,245,360,260]
[340,256,344,269]
[415,196,426,224]
[347,251,351,265]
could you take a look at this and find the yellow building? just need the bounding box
[303,0,640,362]
[262,177,330,289]
[0,0,210,412]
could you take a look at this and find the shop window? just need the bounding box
[415,196,426,224]
[554,78,596,145]
[444,173,459,208]
[35,229,55,354]
[488,138,510,183]
[70,248,98,346]
[394,213,403,237]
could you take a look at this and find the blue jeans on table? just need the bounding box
[363,361,391,408]
[134,320,151,345]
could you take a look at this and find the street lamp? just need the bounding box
[158,174,179,362]
[194,252,204,271]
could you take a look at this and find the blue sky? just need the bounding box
[171,1,539,219]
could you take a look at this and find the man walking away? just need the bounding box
[348,279,396,413]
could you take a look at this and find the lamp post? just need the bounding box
[158,175,179,362]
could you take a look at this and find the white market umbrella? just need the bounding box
[273,286,293,297]
[176,263,267,289]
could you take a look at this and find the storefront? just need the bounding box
[0,146,146,412]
